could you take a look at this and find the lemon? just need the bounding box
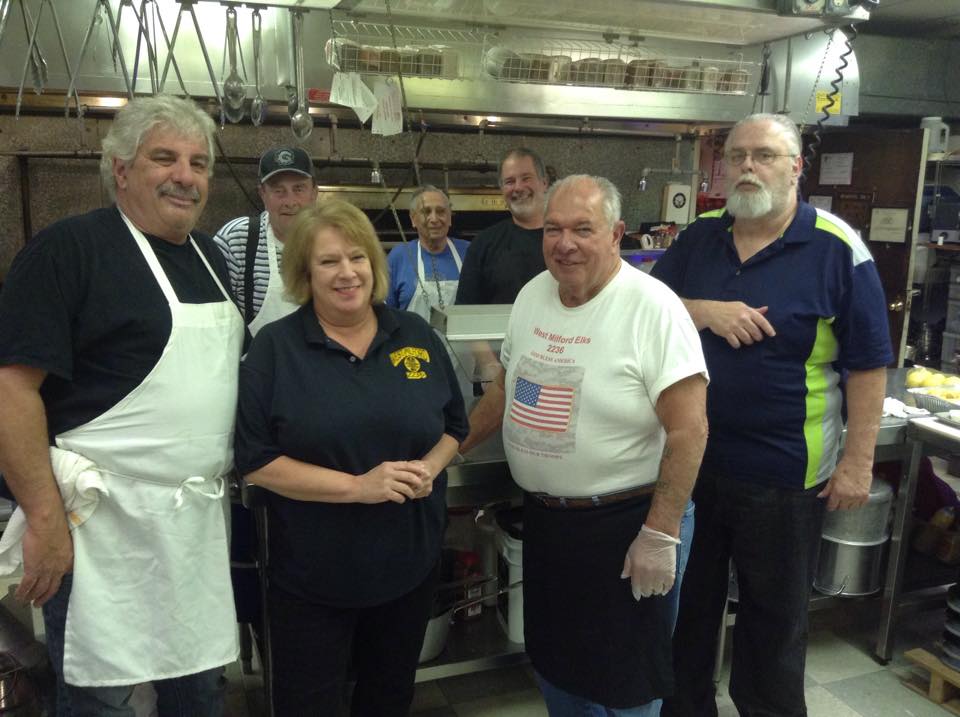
[906,368,931,388]
[924,373,948,388]
[945,376,960,387]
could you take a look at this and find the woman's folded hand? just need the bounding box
[355,462,425,504]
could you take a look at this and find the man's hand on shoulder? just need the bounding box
[818,456,872,511]
[17,513,73,606]
[686,300,776,349]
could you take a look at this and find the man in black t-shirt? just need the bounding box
[455,147,550,305]
[0,95,241,716]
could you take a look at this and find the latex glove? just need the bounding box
[620,525,680,600]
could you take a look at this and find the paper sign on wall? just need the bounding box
[869,208,909,244]
[372,78,403,136]
[809,195,833,211]
[819,152,853,186]
[815,90,842,115]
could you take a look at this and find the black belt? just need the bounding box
[529,484,655,510]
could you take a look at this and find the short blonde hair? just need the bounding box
[282,200,389,306]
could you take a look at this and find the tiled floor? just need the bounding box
[224,598,960,716]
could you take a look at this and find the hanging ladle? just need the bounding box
[289,9,312,140]
[222,6,245,123]
[250,8,266,126]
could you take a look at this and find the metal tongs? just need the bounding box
[13,0,82,118]
[160,0,223,124]
[65,0,133,118]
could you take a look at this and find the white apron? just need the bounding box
[54,212,244,686]
[248,223,299,336]
[406,239,463,321]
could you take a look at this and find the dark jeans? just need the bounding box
[268,563,439,717]
[42,574,226,717]
[662,471,826,717]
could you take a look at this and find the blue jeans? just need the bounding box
[535,501,695,716]
[43,574,226,717]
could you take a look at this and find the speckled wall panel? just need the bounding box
[27,159,104,238]
[1,112,695,278]
[0,156,23,277]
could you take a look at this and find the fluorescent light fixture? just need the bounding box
[197,0,342,9]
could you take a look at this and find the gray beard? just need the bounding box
[726,185,774,219]
[508,195,537,221]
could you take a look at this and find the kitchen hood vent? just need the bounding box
[341,0,869,46]
[0,1,864,128]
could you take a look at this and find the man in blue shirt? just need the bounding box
[386,185,470,321]
[652,113,892,717]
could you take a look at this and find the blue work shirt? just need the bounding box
[386,238,470,310]
[651,202,892,489]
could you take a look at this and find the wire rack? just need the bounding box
[481,39,754,95]
[326,20,491,80]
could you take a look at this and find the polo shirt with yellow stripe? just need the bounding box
[651,201,892,490]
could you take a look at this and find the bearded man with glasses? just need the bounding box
[652,113,891,717]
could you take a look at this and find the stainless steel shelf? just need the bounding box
[415,608,527,682]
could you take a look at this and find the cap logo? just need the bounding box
[275,150,295,166]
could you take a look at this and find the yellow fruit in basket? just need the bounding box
[924,373,948,388]
[906,367,931,387]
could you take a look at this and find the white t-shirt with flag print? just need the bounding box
[501,260,708,497]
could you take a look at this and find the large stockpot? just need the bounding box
[821,477,894,543]
[814,477,894,597]
[814,535,888,596]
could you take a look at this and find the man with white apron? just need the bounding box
[214,146,318,336]
[0,96,242,717]
[386,185,470,321]
[213,147,318,660]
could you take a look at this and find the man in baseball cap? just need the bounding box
[212,147,318,665]
[214,146,318,334]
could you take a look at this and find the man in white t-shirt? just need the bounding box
[463,175,708,715]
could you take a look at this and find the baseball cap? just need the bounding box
[258,147,314,183]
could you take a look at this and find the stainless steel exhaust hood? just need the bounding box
[0,0,867,126]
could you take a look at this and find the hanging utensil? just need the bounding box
[18,0,47,96]
[222,6,245,123]
[65,0,131,116]
[41,0,80,117]
[128,0,160,96]
[0,0,13,55]
[289,10,312,140]
[249,9,266,126]
[182,1,225,125]
[100,0,133,99]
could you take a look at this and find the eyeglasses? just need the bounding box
[723,149,796,166]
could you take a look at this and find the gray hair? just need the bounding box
[408,184,451,213]
[100,95,217,200]
[727,113,802,156]
[545,174,622,229]
[499,147,547,187]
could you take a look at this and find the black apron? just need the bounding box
[522,491,675,708]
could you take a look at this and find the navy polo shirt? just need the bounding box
[651,202,892,490]
[235,303,468,606]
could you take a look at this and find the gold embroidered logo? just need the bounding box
[389,346,430,379]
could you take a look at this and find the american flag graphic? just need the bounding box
[510,377,575,433]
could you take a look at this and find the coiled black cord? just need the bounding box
[801,23,857,185]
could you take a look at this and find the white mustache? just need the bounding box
[735,174,764,190]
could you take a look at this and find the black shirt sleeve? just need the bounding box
[235,329,281,476]
[429,328,469,443]
[455,235,487,304]
[0,230,79,379]
[649,228,693,292]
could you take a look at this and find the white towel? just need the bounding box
[883,396,930,419]
[0,447,109,575]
